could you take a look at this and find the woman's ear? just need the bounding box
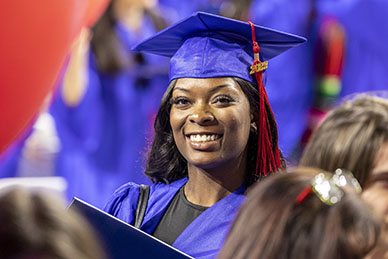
[250,111,259,124]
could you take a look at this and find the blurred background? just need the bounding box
[1,0,387,208]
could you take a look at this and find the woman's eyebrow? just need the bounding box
[209,84,234,94]
[172,84,234,93]
[173,87,190,93]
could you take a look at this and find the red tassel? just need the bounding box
[248,21,281,177]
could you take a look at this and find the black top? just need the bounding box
[152,186,209,245]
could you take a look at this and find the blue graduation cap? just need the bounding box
[133,12,306,176]
[133,11,306,83]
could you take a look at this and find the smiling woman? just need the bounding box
[146,76,283,187]
[104,12,305,258]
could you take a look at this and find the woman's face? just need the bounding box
[169,77,252,170]
[362,142,388,223]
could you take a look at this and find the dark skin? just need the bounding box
[169,77,252,207]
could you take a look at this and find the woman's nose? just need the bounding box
[188,105,215,124]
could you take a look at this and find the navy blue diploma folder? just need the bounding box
[69,198,193,259]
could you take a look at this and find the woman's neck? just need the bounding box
[184,157,246,207]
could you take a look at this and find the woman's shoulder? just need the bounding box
[103,182,142,224]
[103,178,188,222]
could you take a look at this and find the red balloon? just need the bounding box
[0,0,109,154]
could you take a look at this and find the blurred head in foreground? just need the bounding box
[0,188,104,259]
[218,167,381,259]
[300,96,388,220]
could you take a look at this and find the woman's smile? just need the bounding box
[186,133,223,151]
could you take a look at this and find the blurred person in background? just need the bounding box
[219,167,381,259]
[300,96,388,220]
[299,95,388,258]
[50,0,170,208]
[0,187,104,259]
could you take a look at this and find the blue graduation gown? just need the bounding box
[50,18,169,208]
[104,177,246,259]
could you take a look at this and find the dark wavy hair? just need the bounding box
[144,77,284,186]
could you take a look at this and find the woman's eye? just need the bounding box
[213,96,234,105]
[171,97,190,106]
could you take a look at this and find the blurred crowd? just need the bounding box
[1,0,388,258]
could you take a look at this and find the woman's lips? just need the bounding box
[186,133,222,151]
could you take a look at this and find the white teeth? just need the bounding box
[189,134,219,142]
